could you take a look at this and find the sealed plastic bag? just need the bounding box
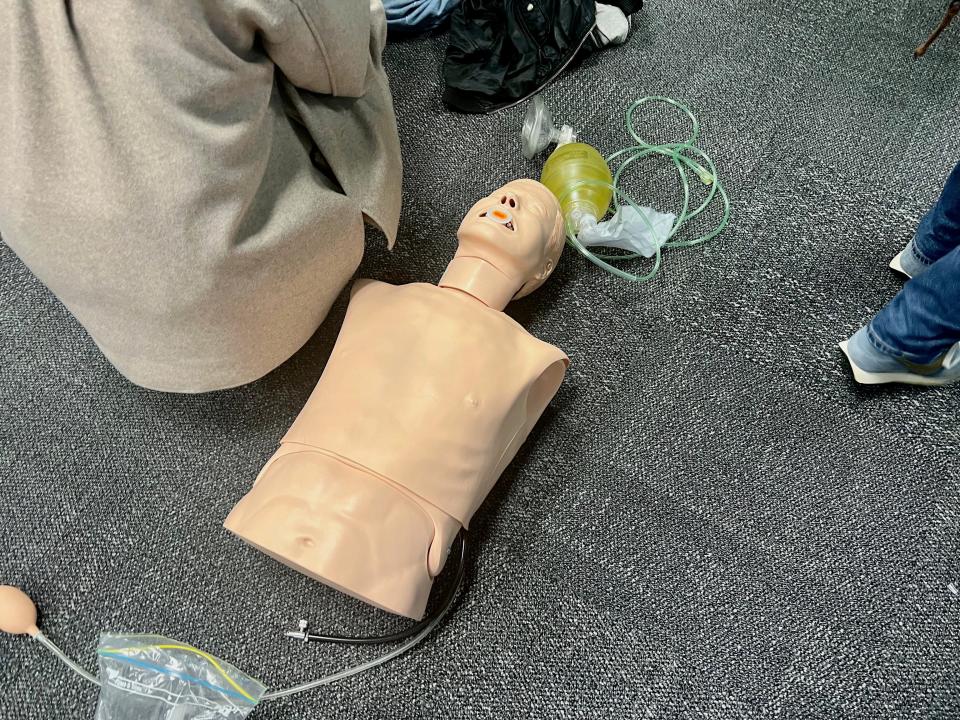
[95,634,265,719]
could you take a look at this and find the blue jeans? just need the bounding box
[383,0,458,33]
[869,162,960,364]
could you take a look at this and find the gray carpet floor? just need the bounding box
[2,1,959,718]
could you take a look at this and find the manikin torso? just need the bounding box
[225,180,568,619]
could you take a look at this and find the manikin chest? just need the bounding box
[282,279,568,524]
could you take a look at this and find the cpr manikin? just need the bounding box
[0,181,564,718]
[224,180,568,619]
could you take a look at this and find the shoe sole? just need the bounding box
[889,250,912,278]
[838,341,954,386]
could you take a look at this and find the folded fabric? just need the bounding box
[385,0,459,34]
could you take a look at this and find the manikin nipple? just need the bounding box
[0,585,40,636]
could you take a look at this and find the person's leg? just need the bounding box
[872,243,960,362]
[841,244,960,385]
[893,161,960,277]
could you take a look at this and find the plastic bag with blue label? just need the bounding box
[95,634,265,720]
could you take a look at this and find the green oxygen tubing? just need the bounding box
[526,95,731,282]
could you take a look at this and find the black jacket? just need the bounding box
[443,0,643,113]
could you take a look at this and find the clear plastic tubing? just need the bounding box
[260,598,453,701]
[545,95,731,283]
[34,583,458,702]
[34,632,102,686]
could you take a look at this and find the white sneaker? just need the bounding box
[840,326,960,386]
[889,238,933,279]
[889,249,911,278]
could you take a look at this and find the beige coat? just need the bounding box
[0,0,402,392]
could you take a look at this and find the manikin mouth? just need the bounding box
[480,208,515,231]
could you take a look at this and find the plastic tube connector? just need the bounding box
[693,164,714,186]
[556,124,576,146]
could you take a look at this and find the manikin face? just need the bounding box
[456,179,564,299]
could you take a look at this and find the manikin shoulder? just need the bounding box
[348,279,565,359]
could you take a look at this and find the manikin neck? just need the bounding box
[438,256,520,311]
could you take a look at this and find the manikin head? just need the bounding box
[439,179,565,310]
